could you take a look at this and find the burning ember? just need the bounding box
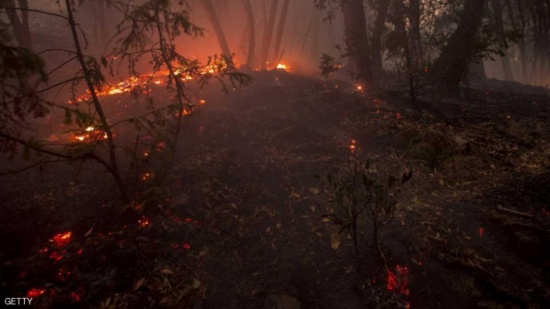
[70,61,229,104]
[479,227,484,238]
[141,172,154,181]
[72,126,109,143]
[138,216,150,227]
[386,265,410,296]
[27,288,46,298]
[276,63,288,70]
[51,232,72,247]
[349,139,357,153]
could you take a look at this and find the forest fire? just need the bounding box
[2,0,549,308]
[70,61,228,104]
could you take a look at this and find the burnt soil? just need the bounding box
[1,70,549,308]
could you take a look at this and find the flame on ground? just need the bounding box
[276,63,288,70]
[27,288,46,298]
[51,232,72,247]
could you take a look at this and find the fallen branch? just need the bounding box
[496,206,534,218]
[269,125,296,142]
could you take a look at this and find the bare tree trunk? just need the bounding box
[371,0,391,76]
[409,0,422,65]
[311,8,320,60]
[432,0,486,96]
[492,0,514,80]
[2,0,32,49]
[341,0,374,86]
[203,0,232,58]
[260,0,279,70]
[241,0,256,69]
[271,0,290,66]
[392,0,415,101]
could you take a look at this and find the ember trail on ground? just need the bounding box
[1,70,549,308]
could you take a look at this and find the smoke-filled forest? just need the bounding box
[0,0,549,308]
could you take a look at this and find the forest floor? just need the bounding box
[1,70,549,309]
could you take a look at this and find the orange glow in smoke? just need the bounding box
[276,63,288,70]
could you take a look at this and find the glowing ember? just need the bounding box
[199,99,206,105]
[479,227,484,238]
[138,216,150,227]
[75,135,85,141]
[386,265,410,296]
[85,126,94,132]
[276,63,288,70]
[349,139,357,153]
[141,172,153,181]
[49,251,63,261]
[71,59,230,103]
[51,232,72,247]
[356,85,363,91]
[387,270,397,290]
[27,288,46,298]
[69,291,82,302]
[183,243,191,250]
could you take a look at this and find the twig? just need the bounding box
[496,206,534,218]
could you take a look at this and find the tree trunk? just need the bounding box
[271,0,290,67]
[468,59,487,80]
[240,0,256,69]
[409,0,423,65]
[392,0,415,101]
[341,0,374,86]
[432,0,486,96]
[2,0,32,49]
[260,0,279,70]
[203,0,232,58]
[371,0,391,76]
[65,0,129,204]
[492,0,514,80]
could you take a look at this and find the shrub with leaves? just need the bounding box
[322,158,411,261]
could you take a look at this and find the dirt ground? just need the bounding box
[1,70,549,308]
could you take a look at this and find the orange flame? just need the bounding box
[51,232,72,247]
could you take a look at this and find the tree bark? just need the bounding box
[409,0,423,64]
[432,0,487,96]
[240,0,256,69]
[492,0,514,80]
[271,0,290,67]
[371,0,391,76]
[65,0,129,204]
[2,0,32,49]
[260,0,279,70]
[203,0,232,58]
[341,0,374,86]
